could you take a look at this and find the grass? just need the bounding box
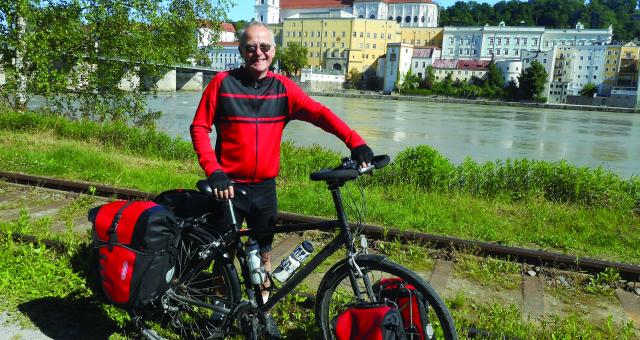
[0,113,639,263]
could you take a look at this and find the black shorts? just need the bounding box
[215,179,277,254]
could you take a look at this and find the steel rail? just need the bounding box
[2,171,640,281]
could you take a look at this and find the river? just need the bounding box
[146,92,637,178]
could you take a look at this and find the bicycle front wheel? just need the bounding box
[315,254,457,340]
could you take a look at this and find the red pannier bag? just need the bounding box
[88,200,181,308]
[334,303,407,340]
[374,278,433,340]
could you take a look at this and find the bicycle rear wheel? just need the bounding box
[315,254,457,340]
[134,226,241,339]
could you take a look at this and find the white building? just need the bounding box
[432,59,490,83]
[300,68,345,83]
[209,42,243,71]
[442,22,612,62]
[383,43,413,92]
[410,47,440,79]
[198,22,236,48]
[255,0,280,24]
[258,0,438,27]
[495,60,523,85]
[522,45,607,103]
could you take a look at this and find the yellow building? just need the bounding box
[282,18,401,74]
[603,45,621,85]
[400,27,443,47]
[618,42,640,87]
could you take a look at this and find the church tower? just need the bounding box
[254,0,280,24]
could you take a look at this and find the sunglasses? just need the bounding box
[244,43,272,53]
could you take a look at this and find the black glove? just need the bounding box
[208,170,232,192]
[350,144,374,165]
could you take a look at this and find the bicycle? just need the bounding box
[133,155,458,339]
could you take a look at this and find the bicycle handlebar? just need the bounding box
[309,155,390,182]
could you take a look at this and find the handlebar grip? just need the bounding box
[372,155,390,169]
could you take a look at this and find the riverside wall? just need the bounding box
[308,91,640,114]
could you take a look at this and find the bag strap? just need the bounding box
[107,201,134,251]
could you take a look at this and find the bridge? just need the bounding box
[123,64,221,92]
[0,63,222,92]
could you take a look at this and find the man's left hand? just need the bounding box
[351,144,374,168]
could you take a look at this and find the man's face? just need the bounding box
[240,26,275,79]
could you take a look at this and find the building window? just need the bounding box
[496,49,501,55]
[515,49,519,56]
[396,16,401,23]
[489,37,494,44]
[421,16,425,23]
[405,16,411,23]
[504,49,508,55]
[523,38,527,45]
[333,31,336,37]
[387,34,391,39]
[505,38,510,45]
[342,31,346,37]
[353,32,356,37]
[415,62,418,67]
[450,37,454,44]
[373,44,376,48]
[360,32,363,37]
[489,48,493,55]
[414,16,418,22]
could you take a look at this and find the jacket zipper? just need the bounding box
[252,82,259,182]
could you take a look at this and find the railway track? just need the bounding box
[2,170,639,281]
[1,171,640,335]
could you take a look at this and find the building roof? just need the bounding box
[413,47,435,58]
[457,60,490,70]
[218,41,239,47]
[432,59,457,69]
[222,23,235,33]
[281,0,353,9]
[354,0,432,3]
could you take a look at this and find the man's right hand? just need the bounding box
[208,170,234,200]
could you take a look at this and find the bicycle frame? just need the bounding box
[232,181,364,313]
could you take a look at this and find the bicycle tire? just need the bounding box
[134,226,241,339]
[315,254,458,340]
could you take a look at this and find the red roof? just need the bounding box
[222,23,235,33]
[218,41,239,47]
[281,0,353,9]
[456,60,490,70]
[354,0,433,3]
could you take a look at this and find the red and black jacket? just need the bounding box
[191,68,366,183]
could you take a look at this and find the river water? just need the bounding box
[148,92,639,178]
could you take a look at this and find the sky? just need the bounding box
[227,0,510,22]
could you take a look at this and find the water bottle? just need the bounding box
[272,241,314,282]
[246,240,266,285]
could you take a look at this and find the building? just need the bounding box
[209,42,242,71]
[410,46,440,79]
[383,43,413,92]
[441,22,612,62]
[282,17,401,74]
[400,27,443,46]
[432,59,490,83]
[257,0,439,28]
[495,60,523,85]
[198,22,236,48]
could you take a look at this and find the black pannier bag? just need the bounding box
[334,302,407,340]
[154,188,231,235]
[88,200,181,308]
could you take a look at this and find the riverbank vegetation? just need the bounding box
[1,109,638,264]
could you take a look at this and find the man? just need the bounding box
[190,21,373,303]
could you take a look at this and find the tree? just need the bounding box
[518,60,548,101]
[398,69,420,93]
[0,0,232,124]
[504,79,519,100]
[420,65,436,89]
[580,83,598,97]
[275,43,307,77]
[486,61,504,89]
[345,69,363,89]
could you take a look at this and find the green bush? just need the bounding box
[0,110,193,161]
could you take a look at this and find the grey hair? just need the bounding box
[238,21,276,48]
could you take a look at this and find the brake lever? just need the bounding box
[358,164,375,174]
